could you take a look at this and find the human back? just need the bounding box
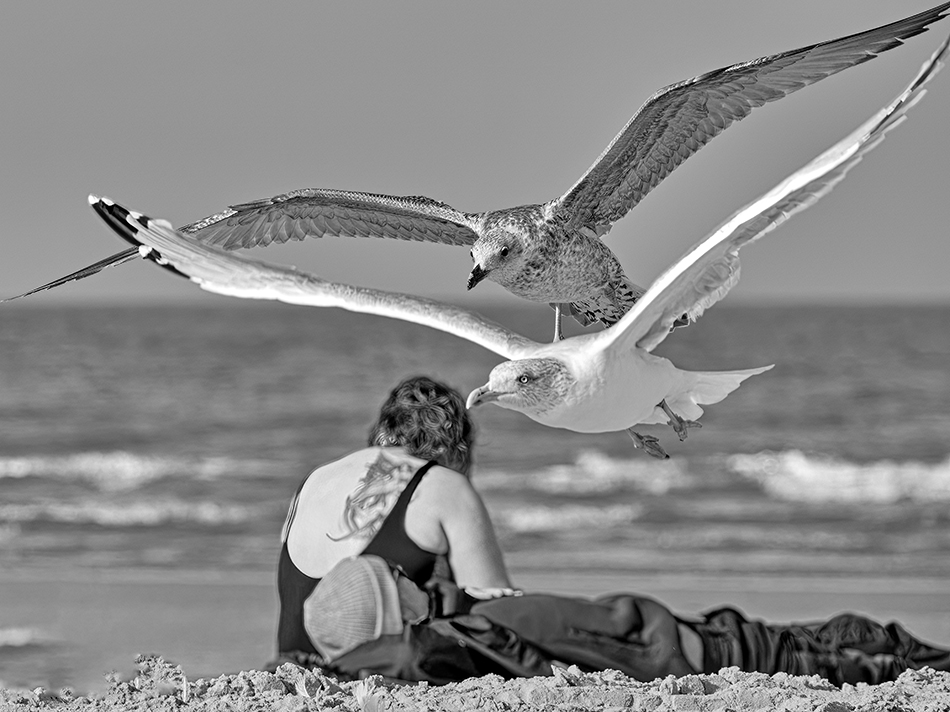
[280,375,510,597]
[285,446,451,583]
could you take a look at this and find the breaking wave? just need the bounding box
[479,450,691,496]
[0,451,261,491]
[0,627,48,648]
[0,498,255,527]
[729,450,950,503]
[496,503,646,534]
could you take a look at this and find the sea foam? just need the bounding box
[0,452,247,491]
[729,450,950,503]
[479,450,690,496]
[0,498,254,526]
[496,503,645,534]
[0,627,47,648]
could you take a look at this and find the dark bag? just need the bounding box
[296,557,551,682]
[327,614,552,683]
[325,575,552,682]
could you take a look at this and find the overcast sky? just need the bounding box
[3,1,949,308]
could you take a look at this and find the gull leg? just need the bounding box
[550,303,566,342]
[660,400,701,441]
[626,428,669,459]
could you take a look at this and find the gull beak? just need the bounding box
[466,384,499,409]
[467,264,487,290]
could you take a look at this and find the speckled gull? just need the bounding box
[83,34,947,457]
[7,4,950,341]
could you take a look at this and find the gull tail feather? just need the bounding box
[671,364,774,421]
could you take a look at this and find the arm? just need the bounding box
[432,470,513,589]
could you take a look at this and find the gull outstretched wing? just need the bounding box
[3,188,481,302]
[549,2,950,237]
[598,33,949,355]
[87,196,535,361]
[180,188,481,249]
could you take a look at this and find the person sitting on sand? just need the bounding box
[274,375,950,686]
[276,374,515,660]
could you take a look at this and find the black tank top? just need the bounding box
[277,460,440,654]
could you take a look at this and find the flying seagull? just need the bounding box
[7,3,950,342]
[83,33,947,457]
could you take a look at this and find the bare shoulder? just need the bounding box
[414,466,495,532]
[416,465,481,504]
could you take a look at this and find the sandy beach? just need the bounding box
[4,654,950,711]
[3,567,949,706]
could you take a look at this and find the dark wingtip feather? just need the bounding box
[89,195,138,247]
[89,196,190,280]
[1,197,142,302]
[0,247,141,302]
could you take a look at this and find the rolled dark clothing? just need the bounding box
[691,607,950,685]
[473,593,697,681]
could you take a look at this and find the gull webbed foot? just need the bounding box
[660,400,701,441]
[626,429,670,459]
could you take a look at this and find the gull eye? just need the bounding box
[469,249,474,261]
[518,374,530,384]
[501,246,510,257]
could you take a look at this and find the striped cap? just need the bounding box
[303,555,405,662]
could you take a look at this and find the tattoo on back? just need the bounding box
[327,454,415,542]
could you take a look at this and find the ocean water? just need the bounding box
[1,301,949,690]
[2,301,948,581]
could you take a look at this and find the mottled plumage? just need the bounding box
[82,35,947,455]
[7,3,950,336]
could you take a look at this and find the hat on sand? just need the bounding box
[303,555,406,662]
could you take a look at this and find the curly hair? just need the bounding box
[367,375,475,475]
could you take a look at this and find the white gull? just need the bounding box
[85,35,947,457]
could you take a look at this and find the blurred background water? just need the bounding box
[1,302,949,690]
[2,302,948,576]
